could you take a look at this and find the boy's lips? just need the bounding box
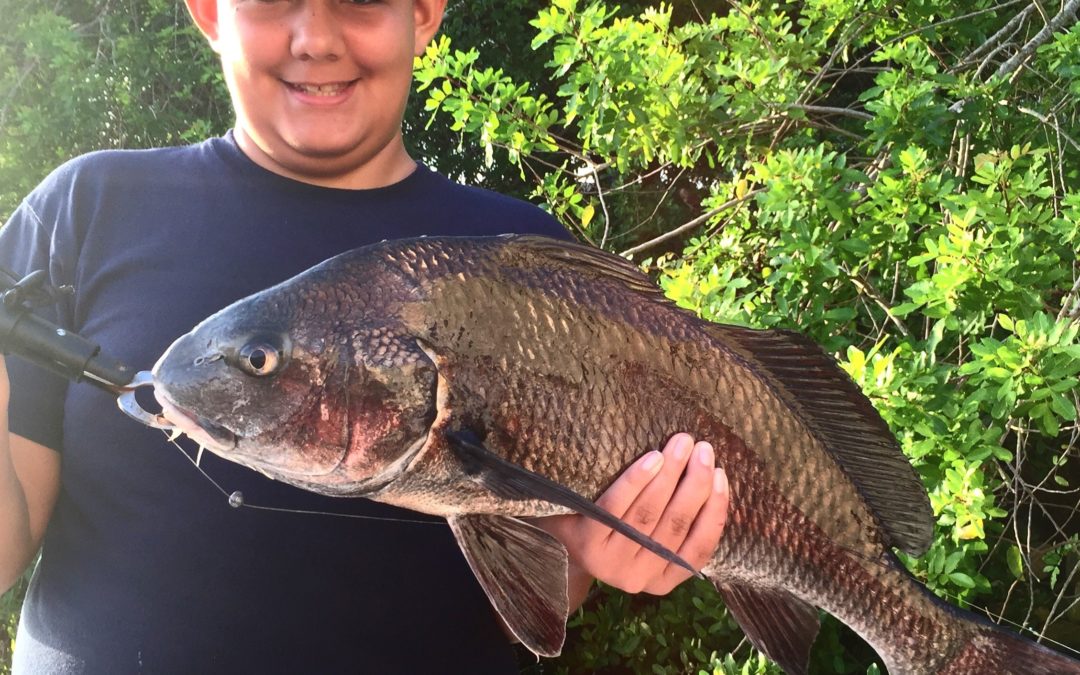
[282,78,359,102]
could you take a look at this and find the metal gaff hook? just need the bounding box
[116,370,175,430]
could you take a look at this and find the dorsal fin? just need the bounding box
[707,324,933,556]
[497,234,669,299]
[497,235,933,556]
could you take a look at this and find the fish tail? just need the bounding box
[932,616,1080,674]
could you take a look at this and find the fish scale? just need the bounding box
[152,235,1080,674]
[425,268,881,558]
[411,266,975,669]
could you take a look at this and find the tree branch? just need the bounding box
[619,190,763,257]
[1017,106,1080,153]
[994,0,1080,80]
[787,104,874,122]
[845,270,912,337]
[959,3,1035,67]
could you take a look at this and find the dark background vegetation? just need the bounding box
[3,1,1079,672]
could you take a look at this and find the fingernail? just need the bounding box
[673,434,691,460]
[714,467,728,493]
[641,451,664,474]
[696,442,714,466]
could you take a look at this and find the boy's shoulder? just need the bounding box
[38,140,221,192]
[415,166,569,239]
[20,141,227,224]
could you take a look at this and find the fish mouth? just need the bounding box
[155,393,238,453]
[154,391,347,480]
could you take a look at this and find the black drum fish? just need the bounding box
[151,235,1080,674]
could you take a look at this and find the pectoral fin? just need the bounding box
[447,513,569,657]
[446,430,701,577]
[716,582,821,675]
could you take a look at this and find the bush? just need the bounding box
[0,574,26,675]
[415,0,1080,671]
[3,0,1078,672]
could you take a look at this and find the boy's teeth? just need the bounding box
[293,82,348,95]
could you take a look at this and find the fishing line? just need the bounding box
[162,432,445,526]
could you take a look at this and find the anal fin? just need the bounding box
[716,582,821,675]
[448,513,569,657]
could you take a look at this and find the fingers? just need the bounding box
[537,446,667,569]
[592,433,727,594]
[645,464,729,594]
[537,433,732,598]
[591,446,668,523]
[682,467,729,568]
[635,440,720,592]
[599,433,694,546]
[642,440,715,547]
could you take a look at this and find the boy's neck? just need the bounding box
[233,126,418,190]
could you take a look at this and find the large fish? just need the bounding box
[151,235,1079,674]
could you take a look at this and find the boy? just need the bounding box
[0,1,728,671]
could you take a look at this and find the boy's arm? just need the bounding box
[0,356,62,593]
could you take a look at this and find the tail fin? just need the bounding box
[936,622,1080,674]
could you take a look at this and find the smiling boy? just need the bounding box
[0,1,727,672]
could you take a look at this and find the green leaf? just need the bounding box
[1050,393,1077,421]
[949,572,976,589]
[1007,546,1024,579]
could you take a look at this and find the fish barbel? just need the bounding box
[151,235,1080,674]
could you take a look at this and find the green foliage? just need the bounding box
[415,0,1080,671]
[0,574,27,675]
[0,0,230,219]
[0,0,232,661]
[4,0,1079,672]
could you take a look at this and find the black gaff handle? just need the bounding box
[0,273,135,393]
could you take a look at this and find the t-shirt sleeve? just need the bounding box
[0,196,73,452]
[534,211,575,241]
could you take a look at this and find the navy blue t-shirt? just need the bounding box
[1,133,569,674]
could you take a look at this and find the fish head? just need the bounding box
[151,290,351,480]
[151,257,437,495]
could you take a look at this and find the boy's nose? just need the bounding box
[290,3,344,61]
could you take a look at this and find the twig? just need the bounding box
[633,167,688,233]
[959,3,1035,67]
[1040,556,1080,641]
[1057,273,1080,323]
[589,161,613,249]
[786,104,874,122]
[845,270,913,337]
[619,189,764,257]
[994,0,1080,80]
[1017,106,1080,153]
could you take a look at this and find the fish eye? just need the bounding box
[238,342,283,377]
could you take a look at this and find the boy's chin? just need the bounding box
[276,139,412,185]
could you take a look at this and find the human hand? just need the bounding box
[536,433,729,597]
